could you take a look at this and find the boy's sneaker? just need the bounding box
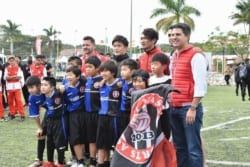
[28,159,43,167]
[20,116,25,121]
[43,161,56,167]
[0,117,7,122]
[9,115,15,120]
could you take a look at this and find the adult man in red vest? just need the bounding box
[138,28,170,75]
[81,36,108,76]
[169,23,207,167]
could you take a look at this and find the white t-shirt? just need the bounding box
[148,75,171,86]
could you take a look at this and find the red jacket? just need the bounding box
[138,47,169,75]
[6,65,19,83]
[170,45,200,107]
[30,63,45,79]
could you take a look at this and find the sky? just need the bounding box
[0,0,245,46]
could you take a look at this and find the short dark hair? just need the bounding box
[15,55,21,60]
[169,23,191,37]
[132,69,150,87]
[66,66,81,77]
[85,56,101,68]
[142,28,159,41]
[68,56,82,66]
[120,58,138,71]
[83,36,95,44]
[99,60,118,77]
[42,77,56,87]
[112,35,129,47]
[26,76,41,87]
[152,53,169,65]
[35,54,43,59]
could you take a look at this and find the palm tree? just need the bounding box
[150,0,201,33]
[230,0,250,58]
[43,26,60,64]
[0,20,21,54]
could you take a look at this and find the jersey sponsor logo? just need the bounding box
[112,90,120,98]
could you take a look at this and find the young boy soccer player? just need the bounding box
[84,56,103,167]
[41,77,68,167]
[148,53,171,86]
[149,53,171,139]
[96,60,122,167]
[61,66,87,167]
[118,59,138,137]
[26,76,46,167]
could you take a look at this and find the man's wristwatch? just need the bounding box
[189,105,197,111]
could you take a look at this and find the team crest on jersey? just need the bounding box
[54,97,61,105]
[112,90,120,98]
[93,82,100,89]
[128,88,134,94]
[79,86,85,93]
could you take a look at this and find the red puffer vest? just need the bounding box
[6,65,19,83]
[170,45,200,107]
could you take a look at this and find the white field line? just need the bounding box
[204,117,250,166]
[207,160,250,166]
[219,136,250,141]
[201,116,250,132]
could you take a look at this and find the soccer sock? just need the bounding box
[104,161,110,167]
[78,159,85,165]
[57,149,65,165]
[90,157,97,166]
[37,139,45,161]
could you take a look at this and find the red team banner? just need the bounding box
[111,84,178,167]
[35,36,42,55]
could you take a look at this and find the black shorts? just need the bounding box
[117,113,130,140]
[46,117,68,150]
[68,110,86,145]
[96,115,117,150]
[85,112,98,143]
[159,109,171,139]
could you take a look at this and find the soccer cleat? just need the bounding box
[9,115,15,120]
[43,161,56,167]
[28,159,43,167]
[21,116,25,121]
[0,117,7,122]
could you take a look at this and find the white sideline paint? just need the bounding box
[219,136,250,141]
[204,117,250,166]
[207,160,250,166]
[201,116,250,132]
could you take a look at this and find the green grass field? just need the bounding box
[0,86,249,166]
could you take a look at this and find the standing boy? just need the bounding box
[26,76,46,167]
[4,55,25,120]
[84,56,103,167]
[62,66,87,167]
[41,77,68,167]
[96,60,122,167]
[148,53,171,140]
[118,59,138,137]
